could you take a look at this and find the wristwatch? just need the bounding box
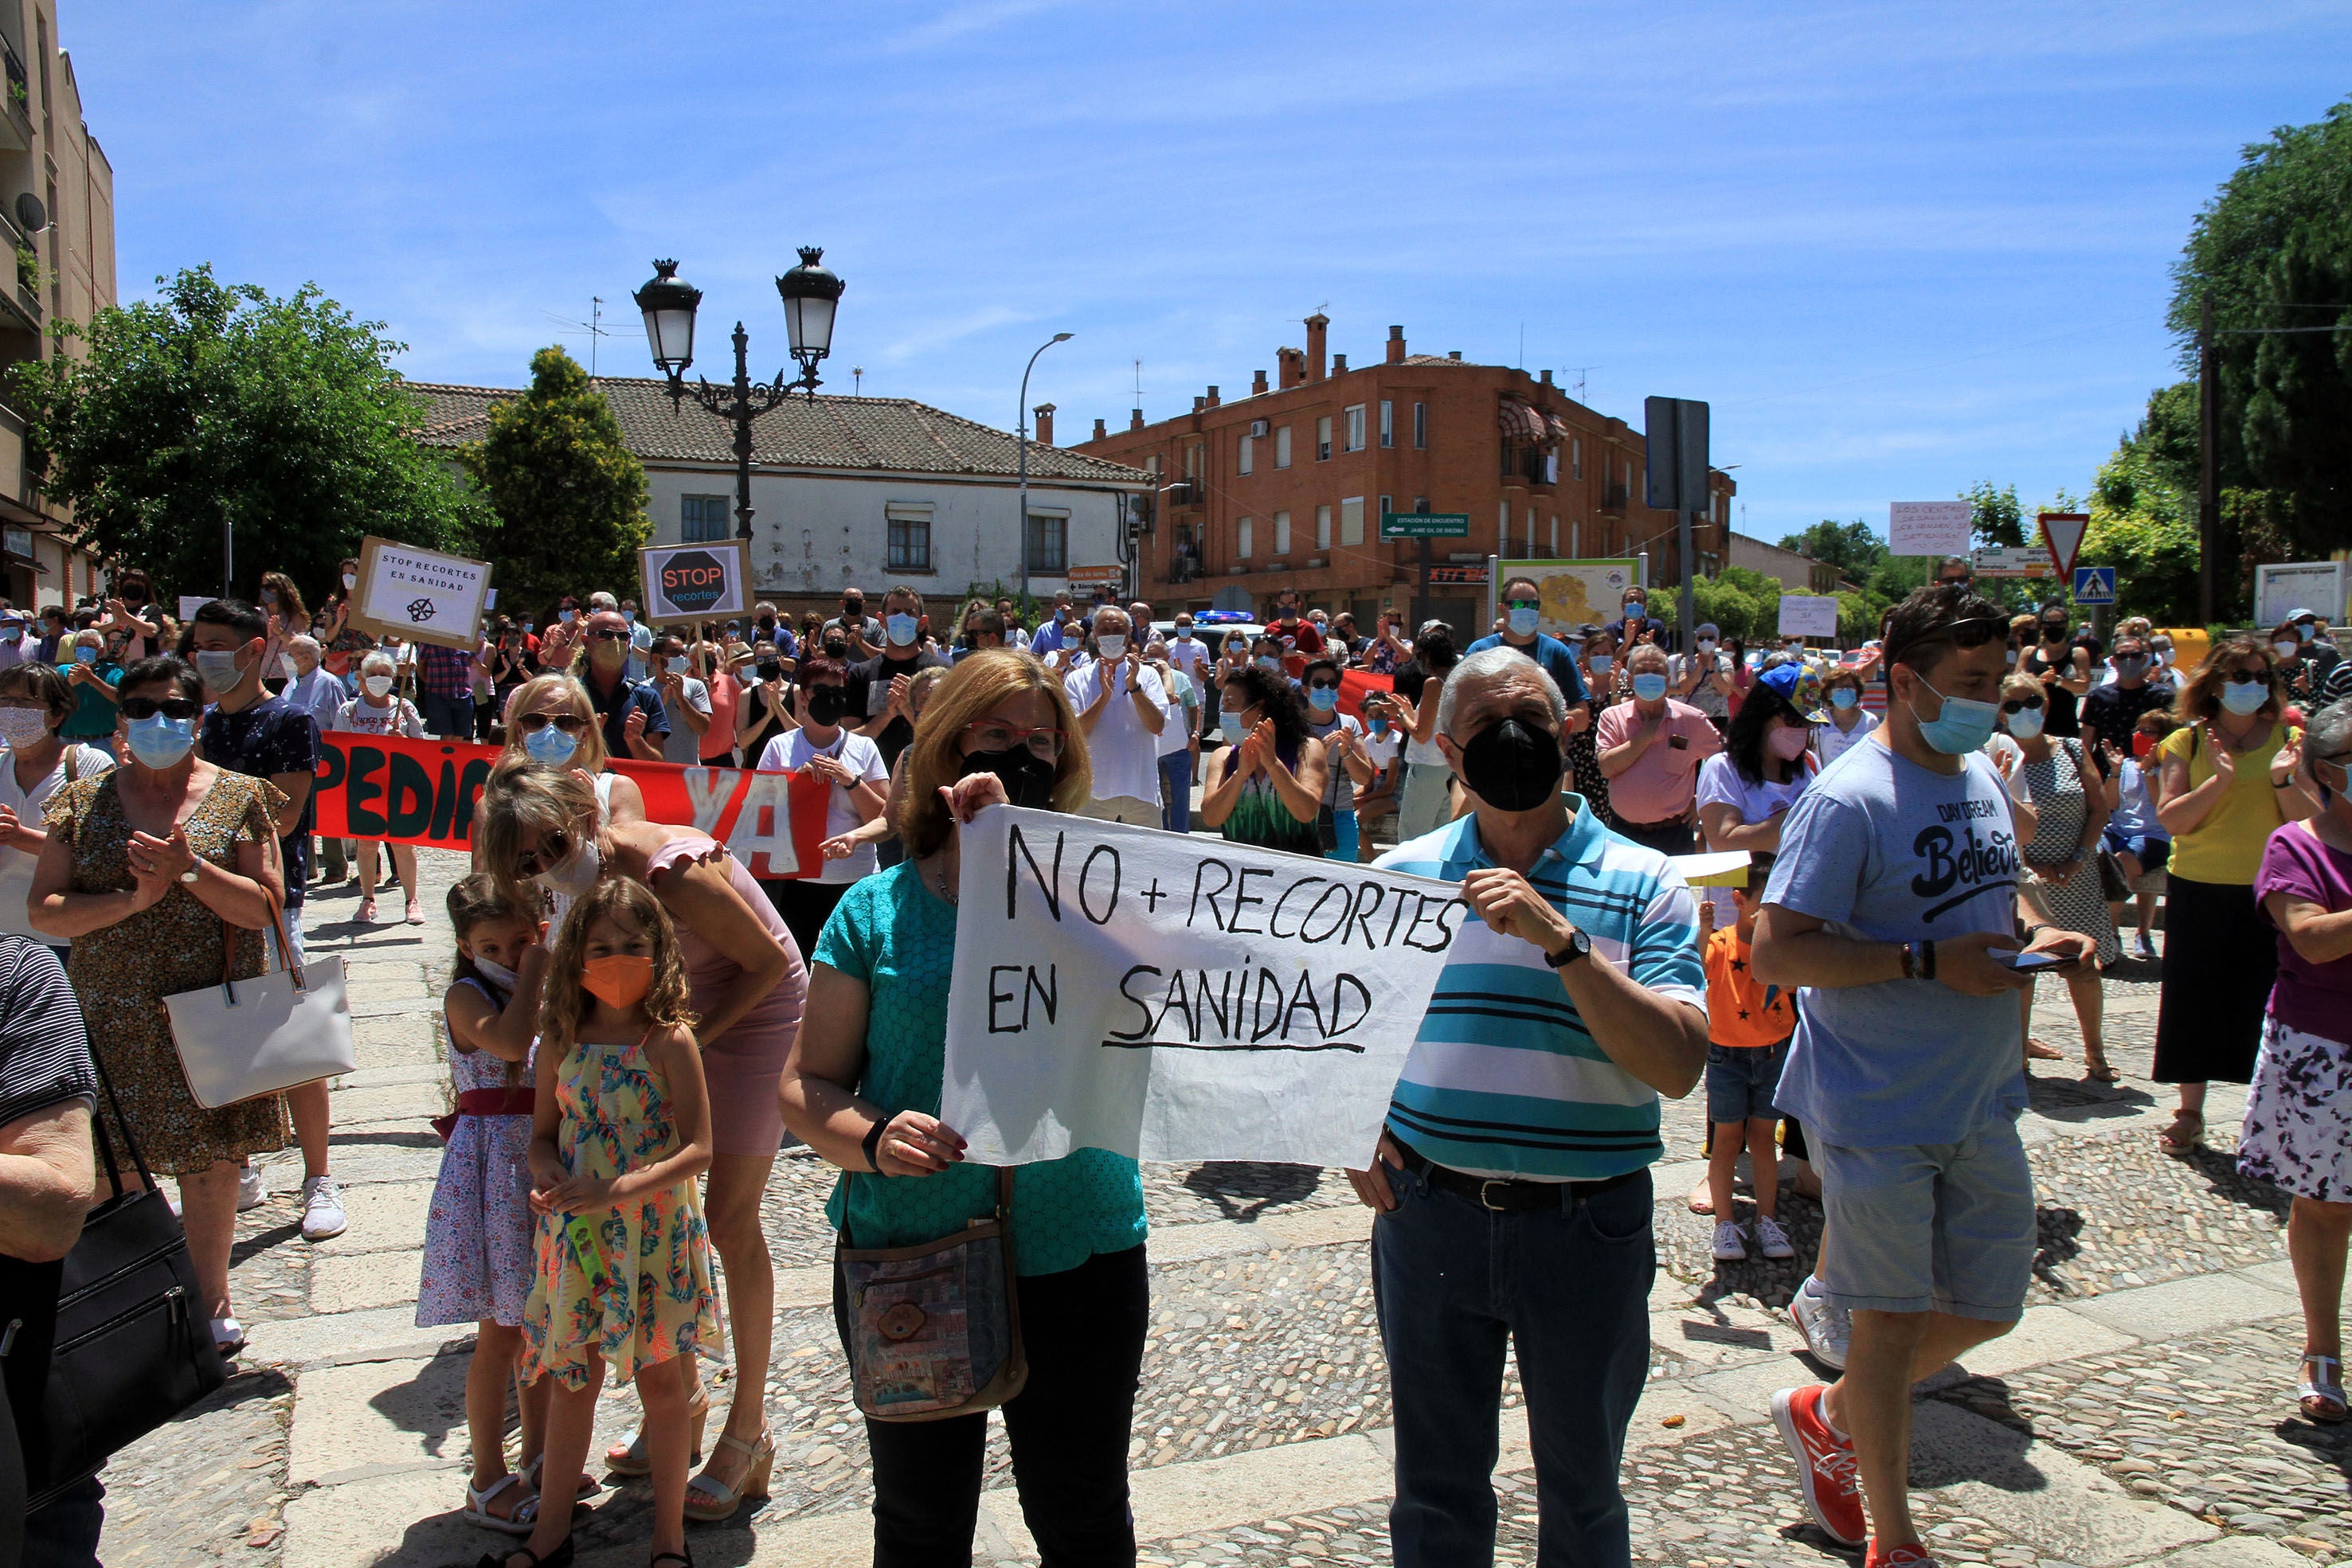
[1544,928,1593,968]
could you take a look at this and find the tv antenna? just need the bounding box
[1566,364,1601,404]
[852,366,864,394]
[542,297,613,377]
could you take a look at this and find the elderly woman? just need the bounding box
[2234,705,2352,1423]
[29,657,290,1359]
[478,758,804,1522]
[329,651,429,925]
[2152,639,2312,1154]
[780,649,1149,1566]
[0,661,115,952]
[1988,671,2119,1079]
[59,625,123,759]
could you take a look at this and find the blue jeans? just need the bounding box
[420,691,473,740]
[1160,749,1193,835]
[1372,1161,1655,1568]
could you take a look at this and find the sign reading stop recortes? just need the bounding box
[1380,511,1472,540]
[639,539,752,626]
[346,536,494,651]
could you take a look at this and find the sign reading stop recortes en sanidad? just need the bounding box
[941,806,1466,1170]
[639,540,752,626]
[1380,511,1471,540]
[1777,593,1840,639]
[346,537,493,651]
[1888,501,1974,558]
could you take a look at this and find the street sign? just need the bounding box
[1066,564,1125,587]
[1643,398,1710,512]
[1970,545,2053,578]
[2038,512,2089,582]
[1888,501,1973,557]
[2072,566,2116,606]
[1380,511,1470,540]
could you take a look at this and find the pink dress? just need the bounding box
[646,832,808,1156]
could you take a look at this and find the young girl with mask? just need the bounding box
[331,651,429,924]
[422,874,564,1536]
[495,878,718,1568]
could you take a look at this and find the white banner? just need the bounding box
[349,536,493,651]
[1888,501,1972,557]
[941,807,1466,1168]
[1778,593,1840,639]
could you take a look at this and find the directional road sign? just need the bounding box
[2038,512,2089,582]
[1380,511,1470,540]
[2072,566,2115,606]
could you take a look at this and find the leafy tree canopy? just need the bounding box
[458,346,649,615]
[1776,519,1886,581]
[10,265,482,604]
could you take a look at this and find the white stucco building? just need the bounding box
[410,378,1151,618]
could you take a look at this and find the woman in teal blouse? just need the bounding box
[781,648,1149,1566]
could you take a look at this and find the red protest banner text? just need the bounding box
[1336,668,1393,721]
[311,735,835,879]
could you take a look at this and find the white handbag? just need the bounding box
[164,901,355,1110]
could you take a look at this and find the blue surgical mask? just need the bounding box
[2005,708,2045,741]
[886,612,919,645]
[1909,676,2001,756]
[1218,711,1246,741]
[1308,686,1339,712]
[622,610,636,624]
[1632,672,1669,702]
[523,723,581,766]
[1,621,25,638]
[2296,622,2315,642]
[125,713,197,768]
[1256,655,1282,671]
[1507,606,1540,637]
[2219,678,2269,716]
[1830,687,1858,710]
[72,646,97,666]
[1587,655,1612,674]
[1175,626,1194,639]
[1368,716,1390,737]
[193,648,246,693]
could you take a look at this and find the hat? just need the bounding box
[1696,623,1720,638]
[1755,661,1828,723]
[2289,608,2318,622]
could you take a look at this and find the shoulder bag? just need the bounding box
[0,1056,226,1510]
[165,897,354,1109]
[836,1167,1027,1423]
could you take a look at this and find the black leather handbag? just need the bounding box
[0,1059,226,1510]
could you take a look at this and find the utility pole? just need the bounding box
[2198,295,2218,628]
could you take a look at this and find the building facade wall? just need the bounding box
[1727,531,1840,595]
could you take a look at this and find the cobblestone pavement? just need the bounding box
[83,849,2334,1568]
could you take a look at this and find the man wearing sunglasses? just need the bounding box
[580,608,669,763]
[2079,632,2169,767]
[1467,575,1590,710]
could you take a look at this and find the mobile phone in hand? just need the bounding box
[1990,948,2068,974]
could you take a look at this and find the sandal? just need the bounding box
[473,1537,573,1568]
[359,895,379,924]
[652,1551,693,1568]
[210,1316,247,1359]
[605,1381,709,1477]
[2157,1110,2205,1156]
[2025,1038,2065,1062]
[405,894,425,925]
[461,1474,539,1536]
[683,1429,775,1523]
[2083,1049,2120,1084]
[517,1454,600,1501]
[2300,1353,2349,1424]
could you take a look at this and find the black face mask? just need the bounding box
[1458,718,1564,812]
[958,746,1056,810]
[808,686,854,726]
[757,616,775,631]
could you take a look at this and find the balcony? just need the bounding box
[0,38,27,154]
[1601,483,1630,514]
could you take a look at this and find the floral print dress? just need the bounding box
[522,1029,719,1390]
[416,977,537,1329]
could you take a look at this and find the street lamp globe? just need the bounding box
[633,259,702,374]
[775,246,844,370]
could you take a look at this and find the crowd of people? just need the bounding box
[0,560,2346,1568]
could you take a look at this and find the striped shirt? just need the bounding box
[0,936,94,1130]
[1375,799,1705,1180]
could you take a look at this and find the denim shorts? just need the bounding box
[1704,1039,1790,1124]
[1814,1117,2036,1320]
[2100,825,2170,874]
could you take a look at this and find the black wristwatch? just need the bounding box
[1544,928,1594,968]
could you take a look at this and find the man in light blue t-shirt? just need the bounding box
[1751,584,2096,1567]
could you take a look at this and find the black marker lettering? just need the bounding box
[1078,844,1121,925]
[1348,882,1387,951]
[1328,973,1372,1035]
[987,965,1024,1033]
[1006,822,1065,921]
[1110,965,1160,1041]
[1189,858,1234,930]
[1267,875,1325,940]
[1251,968,1286,1042]
[1228,867,1273,935]
[1282,968,1327,1039]
[1297,882,1353,944]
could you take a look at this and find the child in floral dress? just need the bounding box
[486,878,717,1568]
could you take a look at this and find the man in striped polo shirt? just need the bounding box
[1349,647,1708,1568]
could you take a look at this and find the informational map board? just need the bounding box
[1497,559,1641,640]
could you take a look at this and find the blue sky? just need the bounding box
[63,1,2352,545]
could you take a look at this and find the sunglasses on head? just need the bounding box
[120,695,202,721]
[514,712,588,734]
[2000,697,2045,714]
[513,830,572,878]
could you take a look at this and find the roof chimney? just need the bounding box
[1193,396,1206,412]
[1129,408,1145,431]
[1447,350,1462,362]
[1305,313,1329,381]
[1032,403,1055,447]
[1205,385,1220,409]
[1278,347,1305,390]
[1386,324,1406,365]
[1092,416,1107,441]
[1252,369,1269,396]
[1540,369,1553,386]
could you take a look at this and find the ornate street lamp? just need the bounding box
[633,251,845,542]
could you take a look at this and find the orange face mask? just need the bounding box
[581,954,653,1011]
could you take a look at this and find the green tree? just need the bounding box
[459,346,650,611]
[1777,518,1886,579]
[1964,480,2025,548]
[10,264,480,602]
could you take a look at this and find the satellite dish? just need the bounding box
[14,193,44,234]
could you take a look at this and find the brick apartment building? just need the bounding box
[1070,313,1733,631]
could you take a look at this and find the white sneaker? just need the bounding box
[1711,1220,1748,1261]
[1790,1274,1851,1371]
[237,1163,266,1212]
[1755,1214,1796,1260]
[299,1175,346,1241]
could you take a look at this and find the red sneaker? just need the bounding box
[1771,1383,1866,1546]
[1865,1543,1939,1568]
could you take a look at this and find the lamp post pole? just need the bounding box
[1016,332,1074,608]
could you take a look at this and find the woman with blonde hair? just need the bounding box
[781,650,1150,1567]
[2151,638,2314,1154]
[471,675,647,878]
[476,757,804,1522]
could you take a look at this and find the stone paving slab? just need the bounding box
[311,1249,429,1316]
[315,1180,437,1256]
[288,1352,472,1487]
[2068,1266,2298,1339]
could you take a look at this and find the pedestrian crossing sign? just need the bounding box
[2072,566,2115,605]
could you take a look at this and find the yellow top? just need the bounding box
[2158,720,2299,886]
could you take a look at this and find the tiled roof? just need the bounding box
[398,377,1150,487]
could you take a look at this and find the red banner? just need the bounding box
[1336,668,1394,721]
[312,735,836,879]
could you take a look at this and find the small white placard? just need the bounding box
[1778,594,1841,639]
[1888,501,1973,557]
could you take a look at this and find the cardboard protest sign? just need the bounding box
[1777,594,1840,639]
[941,807,1464,1168]
[346,537,494,651]
[1888,502,1972,558]
[640,540,752,626]
[311,733,832,878]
